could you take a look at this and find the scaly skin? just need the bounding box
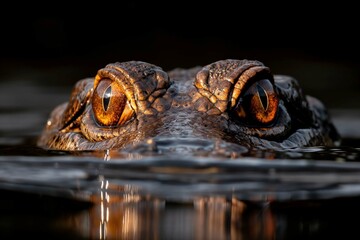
[37,59,340,151]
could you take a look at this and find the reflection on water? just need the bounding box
[41,171,277,240]
[2,150,360,239]
[30,179,360,240]
[1,80,360,239]
[76,193,267,240]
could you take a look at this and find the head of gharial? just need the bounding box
[37,59,340,154]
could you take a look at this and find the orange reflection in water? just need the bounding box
[88,179,161,240]
[62,179,277,240]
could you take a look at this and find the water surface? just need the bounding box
[1,80,360,239]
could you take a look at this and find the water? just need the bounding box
[1,80,360,239]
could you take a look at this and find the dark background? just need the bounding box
[1,3,359,109]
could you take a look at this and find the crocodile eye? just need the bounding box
[92,78,134,127]
[233,79,278,125]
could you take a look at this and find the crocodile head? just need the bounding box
[37,59,340,154]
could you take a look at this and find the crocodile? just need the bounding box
[36,59,340,153]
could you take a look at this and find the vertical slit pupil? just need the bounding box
[103,85,112,111]
[256,84,268,111]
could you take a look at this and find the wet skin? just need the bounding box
[37,59,340,151]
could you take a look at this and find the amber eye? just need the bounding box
[233,79,279,125]
[92,78,134,127]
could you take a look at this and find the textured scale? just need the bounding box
[37,59,340,152]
